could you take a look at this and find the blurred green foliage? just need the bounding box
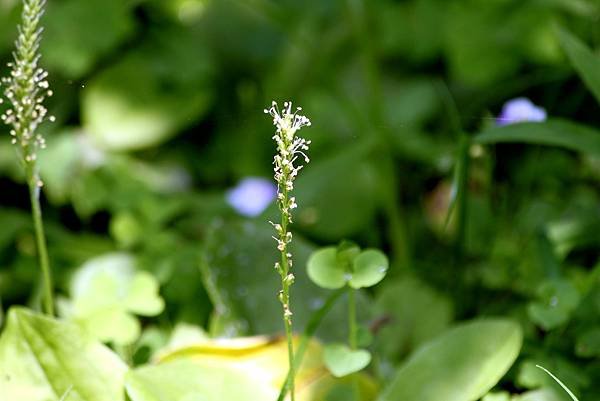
[1,0,600,400]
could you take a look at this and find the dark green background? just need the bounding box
[1,0,600,399]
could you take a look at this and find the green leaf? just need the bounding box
[375,277,454,360]
[82,27,214,150]
[512,389,563,401]
[557,28,600,106]
[0,307,127,401]
[349,249,389,289]
[129,335,377,401]
[379,319,522,401]
[527,279,580,330]
[323,344,372,378]
[307,247,346,290]
[64,253,165,345]
[474,119,600,157]
[307,247,389,290]
[126,359,274,401]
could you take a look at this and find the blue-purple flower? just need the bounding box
[497,98,547,126]
[226,177,277,217]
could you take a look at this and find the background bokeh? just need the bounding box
[1,0,600,399]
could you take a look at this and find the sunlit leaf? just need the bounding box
[64,253,165,345]
[128,335,378,401]
[307,247,346,290]
[323,343,372,378]
[307,246,389,290]
[0,307,128,401]
[349,250,388,289]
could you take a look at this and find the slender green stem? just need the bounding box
[348,287,357,350]
[348,287,360,401]
[279,218,295,401]
[277,289,344,401]
[27,173,54,316]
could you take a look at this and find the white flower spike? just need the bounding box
[265,100,311,401]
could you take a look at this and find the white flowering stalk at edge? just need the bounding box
[1,0,54,315]
[265,101,311,401]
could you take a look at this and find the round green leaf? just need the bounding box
[323,343,372,378]
[307,247,346,289]
[349,249,389,289]
[379,319,522,401]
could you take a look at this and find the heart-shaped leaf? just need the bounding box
[349,250,389,289]
[323,343,372,378]
[64,253,165,345]
[307,247,346,289]
[379,319,522,401]
[307,246,390,290]
[0,307,128,401]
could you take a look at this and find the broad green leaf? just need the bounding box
[0,307,127,401]
[82,27,214,150]
[557,28,600,106]
[323,343,372,378]
[349,249,388,289]
[64,253,165,345]
[307,247,346,289]
[474,119,600,157]
[379,319,522,401]
[375,277,454,361]
[126,359,274,401]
